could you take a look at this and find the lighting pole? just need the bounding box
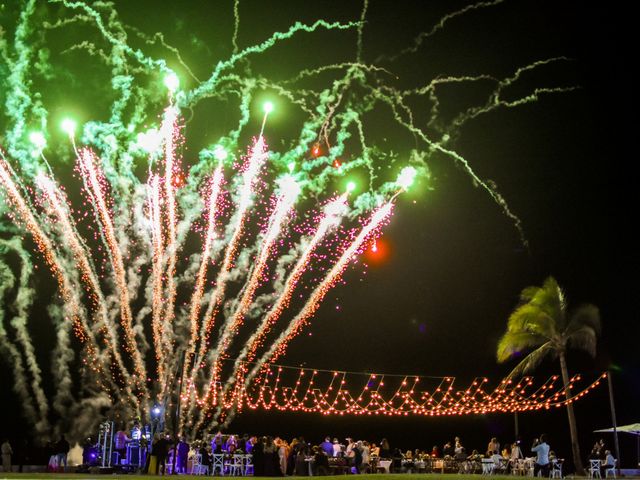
[607,371,621,473]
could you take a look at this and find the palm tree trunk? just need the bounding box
[559,351,584,475]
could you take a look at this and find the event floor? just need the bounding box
[2,475,638,480]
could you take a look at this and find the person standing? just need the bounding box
[353,441,363,474]
[114,424,130,465]
[487,437,500,456]
[531,434,551,477]
[361,441,371,473]
[1,439,12,473]
[277,438,288,476]
[154,434,171,475]
[320,437,333,457]
[253,436,265,476]
[176,437,189,474]
[379,438,390,459]
[56,435,70,471]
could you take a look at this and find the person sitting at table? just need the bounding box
[600,450,615,476]
[502,444,511,459]
[468,449,481,460]
[403,449,415,473]
[491,450,504,473]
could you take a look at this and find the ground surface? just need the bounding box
[2,475,633,480]
[0,475,540,480]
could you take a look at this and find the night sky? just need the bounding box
[0,0,637,470]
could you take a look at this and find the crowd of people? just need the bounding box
[2,427,617,476]
[133,431,562,476]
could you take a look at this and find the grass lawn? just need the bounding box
[0,475,529,480]
[0,475,538,480]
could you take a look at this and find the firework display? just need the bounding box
[0,0,581,438]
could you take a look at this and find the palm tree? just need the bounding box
[497,276,600,475]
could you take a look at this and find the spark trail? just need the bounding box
[0,0,579,438]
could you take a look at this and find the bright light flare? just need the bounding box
[346,181,356,193]
[263,101,274,114]
[61,118,77,137]
[164,71,180,92]
[396,166,417,190]
[277,174,300,199]
[214,145,228,161]
[29,132,47,151]
[135,128,162,154]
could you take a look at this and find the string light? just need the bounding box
[181,359,606,417]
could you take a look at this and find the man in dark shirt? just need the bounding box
[153,435,171,475]
[56,435,70,469]
[443,442,454,457]
[314,447,330,475]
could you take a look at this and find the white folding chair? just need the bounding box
[212,453,225,475]
[513,458,526,476]
[604,460,617,478]
[550,459,563,478]
[227,454,244,476]
[481,458,495,475]
[193,453,210,476]
[589,459,602,479]
[244,454,254,476]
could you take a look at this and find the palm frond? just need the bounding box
[507,303,556,339]
[520,286,541,303]
[498,277,601,381]
[566,325,598,357]
[497,331,547,363]
[532,276,566,328]
[568,304,601,335]
[504,342,555,379]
